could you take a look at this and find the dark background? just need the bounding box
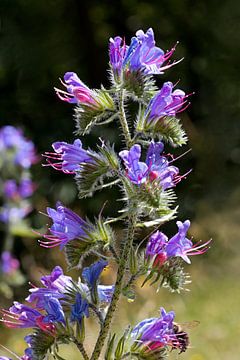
[0,1,240,358]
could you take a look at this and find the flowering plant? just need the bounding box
[0,126,37,298]
[1,28,211,360]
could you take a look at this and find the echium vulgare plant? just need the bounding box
[1,28,211,360]
[0,126,37,298]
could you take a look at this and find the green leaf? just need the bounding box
[105,334,116,360]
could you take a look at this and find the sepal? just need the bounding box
[122,71,157,103]
[75,87,115,135]
[76,143,120,198]
[120,177,177,219]
[142,257,191,293]
[65,218,115,269]
[136,111,187,147]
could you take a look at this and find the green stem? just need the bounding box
[90,214,137,360]
[73,338,89,360]
[118,89,132,148]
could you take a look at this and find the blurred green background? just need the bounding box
[0,0,240,359]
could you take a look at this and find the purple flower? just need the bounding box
[42,297,65,324]
[0,126,37,169]
[146,82,189,120]
[145,220,211,265]
[39,202,90,249]
[0,205,31,223]
[26,266,71,308]
[3,180,18,199]
[1,251,19,274]
[3,179,35,199]
[109,36,128,76]
[70,293,89,324]
[131,307,177,350]
[97,285,114,303]
[119,141,179,189]
[82,260,108,288]
[19,179,35,198]
[2,302,42,328]
[43,139,93,174]
[54,72,98,105]
[109,28,180,76]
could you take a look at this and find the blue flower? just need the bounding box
[70,293,89,324]
[82,260,108,288]
[42,297,65,324]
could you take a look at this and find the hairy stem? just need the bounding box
[73,338,89,360]
[90,214,137,359]
[118,89,132,148]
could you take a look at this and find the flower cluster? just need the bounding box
[1,28,211,360]
[0,126,37,299]
[146,220,211,266]
[109,28,180,78]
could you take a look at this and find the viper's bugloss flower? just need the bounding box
[146,82,189,119]
[0,126,37,168]
[109,36,127,76]
[82,260,108,288]
[0,205,31,223]
[0,251,19,274]
[3,179,35,199]
[119,141,179,188]
[97,285,115,303]
[42,297,65,324]
[131,307,178,350]
[39,202,90,249]
[43,139,93,174]
[70,293,89,324]
[146,220,211,266]
[1,302,42,328]
[26,266,71,308]
[55,72,98,105]
[109,28,180,76]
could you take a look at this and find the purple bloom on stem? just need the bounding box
[3,180,18,199]
[82,260,108,288]
[1,251,19,274]
[119,144,148,185]
[119,141,180,189]
[97,285,114,303]
[42,297,65,324]
[1,302,42,328]
[43,139,93,174]
[54,72,97,105]
[132,307,177,350]
[3,179,35,199]
[109,36,127,76]
[19,179,35,198]
[0,205,31,223]
[0,126,37,168]
[39,202,90,249]
[145,220,211,266]
[166,220,211,264]
[146,82,189,120]
[70,293,89,324]
[128,28,180,75]
[26,266,71,308]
